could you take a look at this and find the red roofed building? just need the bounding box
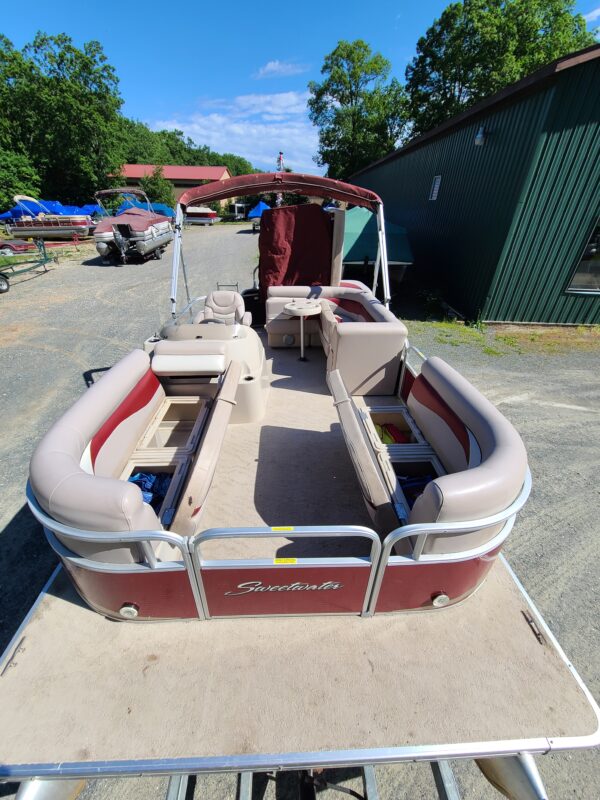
[120,164,232,200]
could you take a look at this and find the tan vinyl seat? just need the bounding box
[267,282,407,394]
[152,340,227,375]
[30,350,242,564]
[193,290,252,326]
[29,350,165,564]
[405,357,528,553]
[328,358,528,555]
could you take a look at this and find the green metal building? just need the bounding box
[352,45,600,323]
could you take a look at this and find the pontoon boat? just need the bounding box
[29,173,530,622]
[17,173,599,800]
[93,187,173,263]
[185,205,219,225]
[4,195,95,239]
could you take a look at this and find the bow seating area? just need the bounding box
[29,349,242,565]
[328,356,528,556]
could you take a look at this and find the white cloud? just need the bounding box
[233,91,310,117]
[153,91,320,174]
[254,60,309,79]
[583,6,600,22]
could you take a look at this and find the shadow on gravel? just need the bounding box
[236,229,256,235]
[82,255,117,267]
[248,768,364,799]
[0,504,58,655]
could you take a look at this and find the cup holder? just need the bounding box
[244,375,254,382]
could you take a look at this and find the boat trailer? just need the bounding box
[0,240,53,294]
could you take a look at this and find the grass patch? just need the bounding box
[431,320,486,347]
[402,319,600,358]
[0,254,33,267]
[489,325,600,354]
[495,333,523,353]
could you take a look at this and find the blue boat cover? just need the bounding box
[78,204,105,216]
[116,199,175,218]
[0,199,105,220]
[248,201,271,219]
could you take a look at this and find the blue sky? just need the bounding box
[3,1,599,172]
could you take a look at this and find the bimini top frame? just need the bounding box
[94,187,153,216]
[170,172,392,316]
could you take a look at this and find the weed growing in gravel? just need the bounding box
[432,320,486,348]
[495,334,523,353]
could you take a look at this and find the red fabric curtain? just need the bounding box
[258,205,334,298]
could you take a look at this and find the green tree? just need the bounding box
[308,40,408,179]
[0,33,123,202]
[0,32,258,206]
[0,151,41,210]
[406,0,595,136]
[217,152,254,176]
[115,121,255,175]
[139,165,176,208]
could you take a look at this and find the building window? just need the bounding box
[566,221,600,294]
[429,175,442,201]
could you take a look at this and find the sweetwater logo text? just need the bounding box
[225,580,343,596]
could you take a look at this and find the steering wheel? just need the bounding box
[198,318,226,325]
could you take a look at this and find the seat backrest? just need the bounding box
[267,283,399,324]
[29,350,164,562]
[204,290,245,324]
[327,369,399,533]
[152,340,227,375]
[407,357,528,528]
[170,360,242,536]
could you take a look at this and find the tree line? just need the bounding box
[0,33,253,208]
[309,0,595,178]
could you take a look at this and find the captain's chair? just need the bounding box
[193,291,252,326]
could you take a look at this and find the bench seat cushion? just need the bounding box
[30,350,164,563]
[407,358,528,528]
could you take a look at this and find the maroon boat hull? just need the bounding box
[200,565,371,617]
[374,547,501,613]
[62,559,199,621]
[56,545,501,620]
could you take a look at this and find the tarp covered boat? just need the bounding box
[93,188,173,263]
[2,195,95,239]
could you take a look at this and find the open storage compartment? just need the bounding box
[368,410,416,443]
[120,452,190,527]
[393,460,439,512]
[139,397,209,453]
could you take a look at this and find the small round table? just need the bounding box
[284,299,322,361]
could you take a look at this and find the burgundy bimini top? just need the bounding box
[177,172,382,211]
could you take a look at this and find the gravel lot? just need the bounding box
[0,224,598,799]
